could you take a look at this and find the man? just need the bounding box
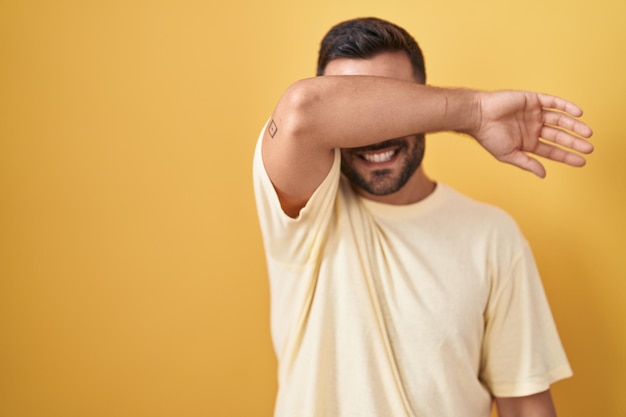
[253,17,593,417]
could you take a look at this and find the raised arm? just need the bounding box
[262,76,476,216]
[262,75,593,216]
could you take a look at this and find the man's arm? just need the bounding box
[262,76,593,216]
[495,390,557,417]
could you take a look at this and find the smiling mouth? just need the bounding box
[358,148,399,163]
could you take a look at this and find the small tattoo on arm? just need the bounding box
[268,119,278,138]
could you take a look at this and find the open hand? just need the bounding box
[472,91,594,177]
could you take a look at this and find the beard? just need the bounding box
[340,135,425,196]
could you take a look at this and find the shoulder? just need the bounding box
[441,184,519,228]
[438,184,528,256]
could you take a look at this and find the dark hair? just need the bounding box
[316,17,426,83]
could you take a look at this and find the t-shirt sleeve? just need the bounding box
[480,236,572,397]
[252,124,342,266]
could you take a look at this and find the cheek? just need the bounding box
[340,149,358,162]
[407,135,425,152]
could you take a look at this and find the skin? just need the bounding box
[325,52,435,204]
[262,51,593,217]
[338,133,426,197]
[496,390,558,417]
[261,50,593,415]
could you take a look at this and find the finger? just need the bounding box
[532,141,587,167]
[501,151,546,178]
[543,110,594,138]
[537,93,583,117]
[541,125,595,154]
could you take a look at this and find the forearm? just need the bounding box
[273,75,480,150]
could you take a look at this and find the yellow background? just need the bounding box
[1,0,624,416]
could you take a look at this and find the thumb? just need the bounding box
[502,151,547,178]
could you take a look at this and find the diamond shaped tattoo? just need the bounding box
[268,119,278,138]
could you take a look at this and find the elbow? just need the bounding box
[274,79,320,139]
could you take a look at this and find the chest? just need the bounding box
[323,211,493,348]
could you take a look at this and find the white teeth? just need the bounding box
[362,150,395,163]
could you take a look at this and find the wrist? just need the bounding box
[445,88,482,136]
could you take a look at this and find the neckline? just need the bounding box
[358,182,449,218]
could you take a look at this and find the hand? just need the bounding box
[471,91,594,177]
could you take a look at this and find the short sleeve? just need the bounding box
[480,239,572,397]
[252,124,342,266]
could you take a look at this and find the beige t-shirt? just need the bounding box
[253,134,572,417]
